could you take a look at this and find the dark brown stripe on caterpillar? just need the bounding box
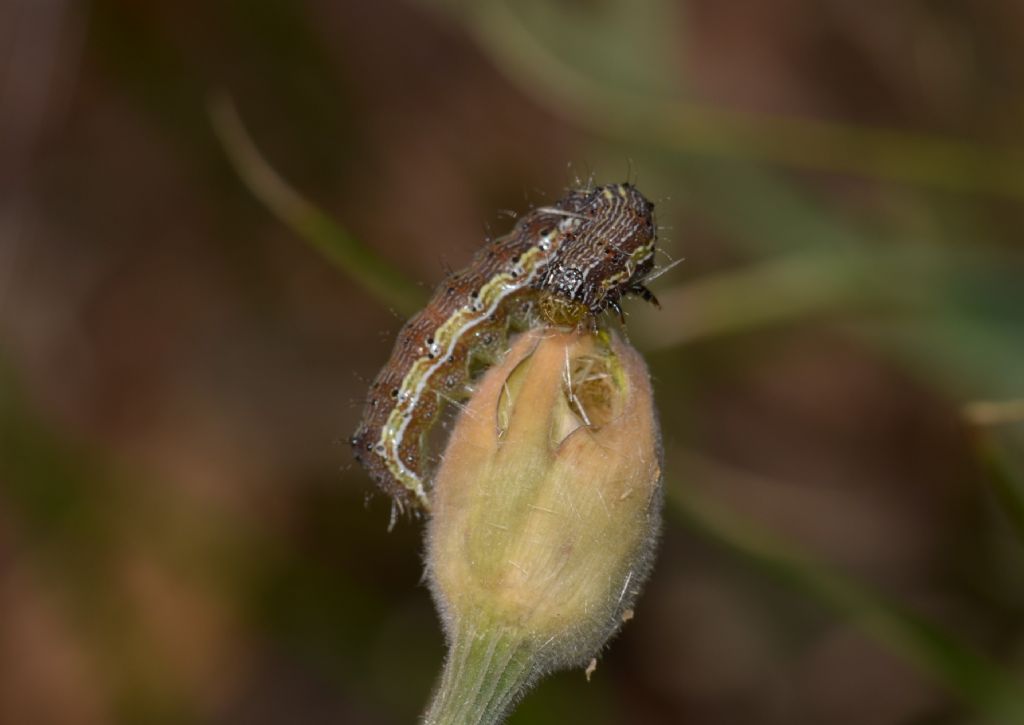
[350,183,657,513]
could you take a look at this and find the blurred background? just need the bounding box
[2,1,1024,723]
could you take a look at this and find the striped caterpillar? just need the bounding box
[350,182,658,513]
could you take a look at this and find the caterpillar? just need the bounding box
[350,182,658,513]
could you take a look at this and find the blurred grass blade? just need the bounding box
[965,402,1024,546]
[209,95,424,316]
[451,0,1024,199]
[965,399,1024,427]
[971,428,1024,549]
[631,251,873,350]
[668,451,1024,720]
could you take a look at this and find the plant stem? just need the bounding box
[423,618,540,725]
[208,95,425,316]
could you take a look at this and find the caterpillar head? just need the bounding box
[537,183,657,325]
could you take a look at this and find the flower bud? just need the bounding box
[424,327,662,721]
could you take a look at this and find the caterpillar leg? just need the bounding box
[608,299,626,325]
[632,284,661,309]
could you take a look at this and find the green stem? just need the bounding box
[208,95,425,316]
[424,619,540,725]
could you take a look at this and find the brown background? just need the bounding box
[2,1,1024,723]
